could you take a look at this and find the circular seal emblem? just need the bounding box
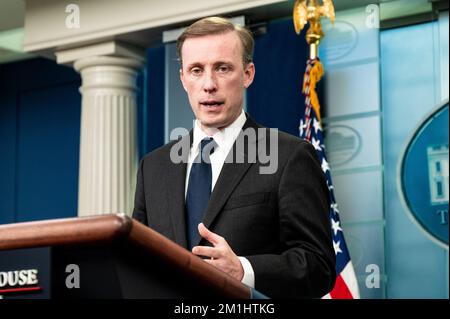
[323,124,362,167]
[399,101,449,248]
[321,20,358,62]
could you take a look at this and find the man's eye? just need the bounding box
[190,68,202,75]
[217,65,230,73]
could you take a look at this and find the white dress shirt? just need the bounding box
[184,110,255,288]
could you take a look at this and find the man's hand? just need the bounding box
[192,223,244,281]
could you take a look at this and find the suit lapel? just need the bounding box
[195,116,262,246]
[166,131,192,248]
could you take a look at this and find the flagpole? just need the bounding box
[293,0,335,123]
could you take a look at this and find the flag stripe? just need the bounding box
[340,261,360,298]
[330,275,353,299]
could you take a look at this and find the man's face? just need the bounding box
[180,31,255,131]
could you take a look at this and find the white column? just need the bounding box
[74,56,143,217]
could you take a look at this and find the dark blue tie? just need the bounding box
[186,138,216,250]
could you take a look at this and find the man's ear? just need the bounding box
[179,69,187,92]
[243,62,255,89]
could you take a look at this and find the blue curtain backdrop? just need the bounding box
[247,18,309,136]
[139,44,165,156]
[0,58,81,224]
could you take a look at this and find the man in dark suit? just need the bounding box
[133,16,335,298]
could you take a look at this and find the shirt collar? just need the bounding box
[192,110,247,155]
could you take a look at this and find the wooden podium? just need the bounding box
[0,214,251,299]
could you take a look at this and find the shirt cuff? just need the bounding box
[238,257,255,288]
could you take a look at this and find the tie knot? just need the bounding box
[200,137,215,151]
[198,138,216,163]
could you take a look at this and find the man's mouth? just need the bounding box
[200,100,225,108]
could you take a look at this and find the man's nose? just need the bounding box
[202,71,218,93]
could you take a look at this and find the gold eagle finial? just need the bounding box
[293,0,335,59]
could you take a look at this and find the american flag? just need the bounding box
[300,59,360,299]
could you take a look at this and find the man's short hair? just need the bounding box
[176,16,254,67]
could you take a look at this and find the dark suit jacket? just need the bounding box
[133,115,336,298]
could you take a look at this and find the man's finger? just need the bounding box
[198,223,221,246]
[192,245,221,258]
